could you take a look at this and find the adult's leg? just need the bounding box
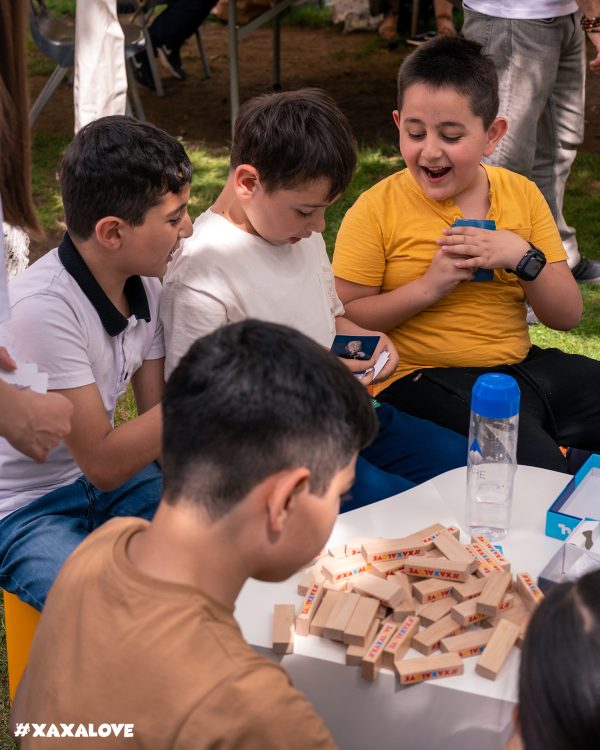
[531,15,585,268]
[361,402,467,485]
[149,0,217,50]
[344,455,414,513]
[90,461,162,529]
[379,367,569,472]
[0,480,91,610]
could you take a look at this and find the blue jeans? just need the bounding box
[346,402,467,512]
[462,7,585,267]
[0,463,162,610]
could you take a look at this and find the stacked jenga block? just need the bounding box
[274,525,543,687]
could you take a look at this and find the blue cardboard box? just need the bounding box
[546,454,600,540]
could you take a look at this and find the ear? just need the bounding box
[265,467,311,534]
[94,216,126,250]
[483,116,508,158]
[392,110,400,131]
[233,164,261,201]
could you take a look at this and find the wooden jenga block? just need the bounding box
[327,544,347,558]
[345,537,379,556]
[361,620,398,681]
[445,525,461,540]
[464,544,495,577]
[297,560,325,596]
[323,578,348,592]
[452,575,487,602]
[383,615,420,668]
[440,627,496,658]
[361,537,432,563]
[412,614,465,655]
[487,593,531,637]
[402,556,477,583]
[323,592,362,641]
[295,583,324,636]
[470,536,511,571]
[432,530,473,564]
[395,652,464,685]
[321,553,371,584]
[371,558,406,578]
[413,578,454,604]
[272,604,295,654]
[470,542,504,574]
[417,595,457,626]
[343,595,380,646]
[346,619,380,666]
[309,590,344,637]
[476,619,520,680]
[452,593,513,626]
[516,572,544,610]
[390,572,417,619]
[350,573,405,608]
[477,571,512,617]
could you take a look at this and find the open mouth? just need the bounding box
[421,165,451,181]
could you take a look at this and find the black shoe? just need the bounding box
[157,45,186,80]
[571,257,600,283]
[131,52,156,92]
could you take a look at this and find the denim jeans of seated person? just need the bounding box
[0,462,162,611]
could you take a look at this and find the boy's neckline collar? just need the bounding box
[57,232,151,337]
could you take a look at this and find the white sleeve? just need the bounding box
[160,280,228,380]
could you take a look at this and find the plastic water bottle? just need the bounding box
[466,373,520,541]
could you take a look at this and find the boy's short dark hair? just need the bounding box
[230,89,356,201]
[397,36,499,129]
[60,115,192,240]
[162,320,377,519]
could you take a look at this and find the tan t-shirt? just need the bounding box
[20,518,338,750]
[332,165,566,393]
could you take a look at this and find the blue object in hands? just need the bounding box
[452,218,496,281]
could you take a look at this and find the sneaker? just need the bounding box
[131,52,156,92]
[157,45,186,81]
[571,257,600,283]
[405,30,437,47]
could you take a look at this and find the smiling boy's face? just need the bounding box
[394,83,505,207]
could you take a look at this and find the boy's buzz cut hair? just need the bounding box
[60,115,192,240]
[397,36,499,129]
[162,319,377,519]
[230,88,357,200]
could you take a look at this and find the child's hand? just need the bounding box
[0,347,17,371]
[422,246,474,299]
[437,227,529,273]
[337,332,399,387]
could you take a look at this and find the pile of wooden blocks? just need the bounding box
[272,523,544,685]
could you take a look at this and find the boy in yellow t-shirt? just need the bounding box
[333,35,600,473]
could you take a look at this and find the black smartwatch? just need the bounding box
[510,243,547,281]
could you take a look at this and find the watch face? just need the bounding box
[524,255,545,278]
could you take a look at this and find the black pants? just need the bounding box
[150,0,217,50]
[378,346,600,473]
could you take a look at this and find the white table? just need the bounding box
[235,465,570,750]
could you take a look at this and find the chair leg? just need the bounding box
[194,27,212,79]
[411,0,419,37]
[125,60,146,121]
[29,65,71,127]
[141,26,164,97]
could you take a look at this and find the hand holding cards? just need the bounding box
[331,335,390,382]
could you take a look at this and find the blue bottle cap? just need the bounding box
[471,373,520,419]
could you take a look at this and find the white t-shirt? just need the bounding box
[0,236,165,519]
[464,1,578,18]
[161,209,344,379]
[0,199,8,323]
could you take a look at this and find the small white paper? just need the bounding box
[0,361,48,393]
[355,350,390,380]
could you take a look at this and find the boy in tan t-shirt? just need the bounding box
[12,319,377,749]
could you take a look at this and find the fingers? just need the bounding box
[0,347,17,371]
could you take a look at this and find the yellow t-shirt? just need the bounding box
[332,165,566,394]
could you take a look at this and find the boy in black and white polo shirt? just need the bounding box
[0,116,193,610]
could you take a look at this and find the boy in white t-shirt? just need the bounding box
[0,116,193,610]
[161,89,467,509]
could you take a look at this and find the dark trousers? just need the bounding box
[378,346,600,474]
[150,0,217,50]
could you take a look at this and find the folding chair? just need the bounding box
[3,591,41,702]
[29,0,147,125]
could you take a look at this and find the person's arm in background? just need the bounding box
[434,0,456,36]
[577,0,600,73]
